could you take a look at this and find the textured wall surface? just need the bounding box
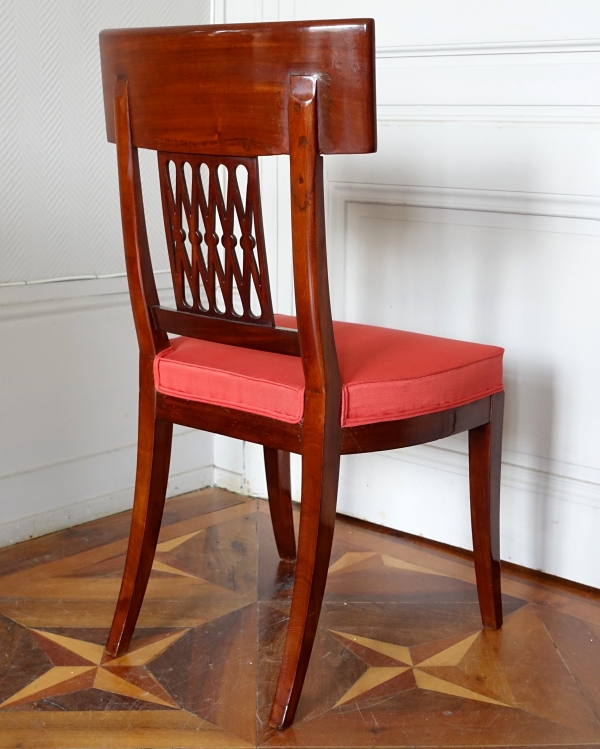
[0,0,210,285]
[0,0,213,546]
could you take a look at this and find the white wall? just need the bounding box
[216,0,600,588]
[2,0,599,591]
[0,0,213,546]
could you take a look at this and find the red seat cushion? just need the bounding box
[153,315,503,427]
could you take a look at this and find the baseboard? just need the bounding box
[214,466,245,494]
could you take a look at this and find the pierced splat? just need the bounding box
[158,153,274,326]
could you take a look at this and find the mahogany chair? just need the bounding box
[99,20,505,729]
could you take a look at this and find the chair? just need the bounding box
[99,19,504,729]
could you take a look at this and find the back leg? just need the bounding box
[106,387,172,657]
[468,391,504,629]
[264,447,296,561]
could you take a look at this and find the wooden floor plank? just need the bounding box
[0,487,598,748]
[0,711,253,748]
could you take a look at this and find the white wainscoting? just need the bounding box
[213,0,600,588]
[330,194,600,584]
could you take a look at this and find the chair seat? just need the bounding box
[154,314,504,427]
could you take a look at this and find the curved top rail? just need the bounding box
[100,19,376,156]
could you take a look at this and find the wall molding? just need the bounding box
[386,443,600,512]
[377,105,600,127]
[0,269,172,297]
[375,38,600,128]
[234,440,600,514]
[377,38,600,59]
[325,178,600,522]
[0,272,174,321]
[326,178,600,321]
[0,292,132,324]
[0,269,213,551]
[0,461,213,548]
[211,0,225,24]
[328,181,600,223]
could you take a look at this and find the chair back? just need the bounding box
[100,21,375,156]
[99,21,376,379]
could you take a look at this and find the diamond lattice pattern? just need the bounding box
[158,153,273,325]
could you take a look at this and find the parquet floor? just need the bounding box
[1,489,600,748]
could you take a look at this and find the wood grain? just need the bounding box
[268,74,343,729]
[100,21,376,157]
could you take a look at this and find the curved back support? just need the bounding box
[100,20,376,156]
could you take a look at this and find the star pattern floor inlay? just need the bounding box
[329,629,509,707]
[0,487,599,749]
[1,628,188,709]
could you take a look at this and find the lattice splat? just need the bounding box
[158,153,274,325]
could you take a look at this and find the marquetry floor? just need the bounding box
[1,489,600,748]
